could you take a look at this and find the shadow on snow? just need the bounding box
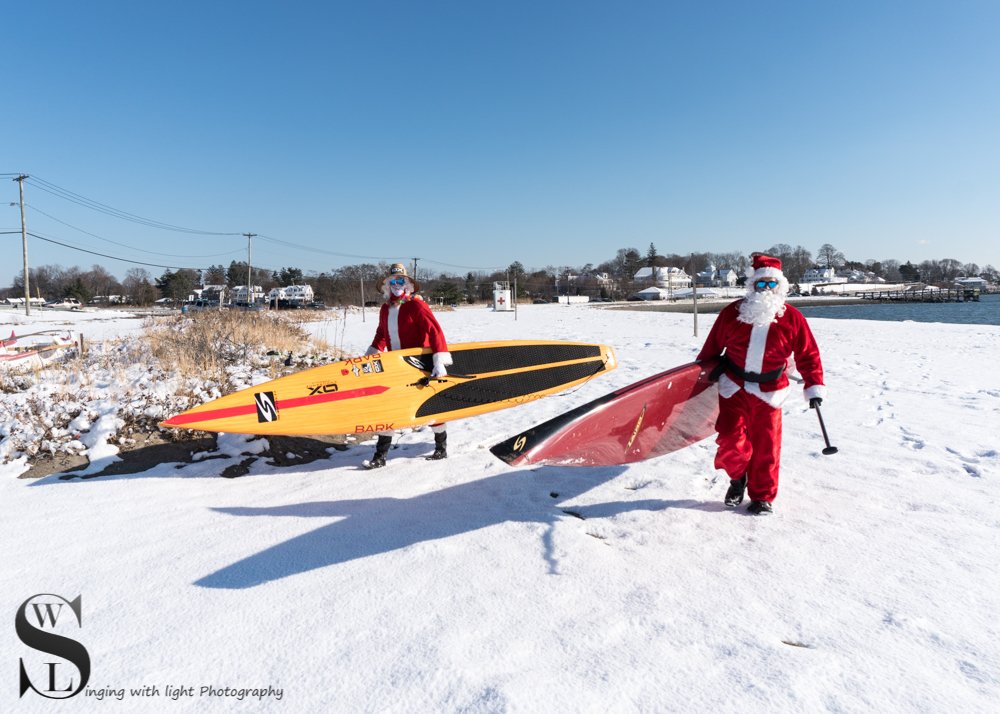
[194,465,706,589]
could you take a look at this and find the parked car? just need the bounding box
[44,297,83,310]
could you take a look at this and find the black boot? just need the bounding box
[747,500,773,515]
[425,431,447,460]
[365,435,393,469]
[724,474,747,507]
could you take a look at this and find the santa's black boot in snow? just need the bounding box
[426,431,447,460]
[747,500,773,515]
[724,475,747,508]
[366,435,392,469]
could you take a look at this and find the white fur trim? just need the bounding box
[720,372,789,407]
[718,373,740,398]
[753,266,784,280]
[744,323,768,375]
[804,385,827,401]
[388,304,401,350]
[364,345,380,356]
[742,322,790,407]
[433,351,453,368]
[431,351,452,377]
[750,385,791,408]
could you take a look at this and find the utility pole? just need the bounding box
[691,253,698,337]
[411,257,420,284]
[14,175,30,316]
[243,232,256,306]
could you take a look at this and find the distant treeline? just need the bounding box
[3,243,996,306]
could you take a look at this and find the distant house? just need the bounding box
[232,285,265,304]
[89,295,126,304]
[2,296,46,307]
[801,267,836,284]
[267,284,314,305]
[633,286,669,300]
[955,277,987,290]
[695,267,738,288]
[633,266,691,292]
[196,284,228,300]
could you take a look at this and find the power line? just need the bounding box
[25,230,282,274]
[256,233,399,262]
[25,175,242,236]
[27,232,206,271]
[8,173,508,274]
[26,203,242,259]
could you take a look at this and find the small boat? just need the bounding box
[0,331,77,373]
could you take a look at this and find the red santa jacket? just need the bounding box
[369,296,449,353]
[696,300,825,407]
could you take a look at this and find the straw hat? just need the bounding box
[379,262,420,293]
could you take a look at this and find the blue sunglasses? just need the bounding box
[754,279,779,289]
[388,277,408,286]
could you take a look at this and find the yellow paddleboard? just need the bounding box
[160,340,616,436]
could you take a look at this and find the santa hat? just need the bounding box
[749,253,786,281]
[743,252,790,297]
[379,262,420,293]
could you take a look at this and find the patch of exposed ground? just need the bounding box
[20,432,358,480]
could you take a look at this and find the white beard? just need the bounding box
[390,285,406,297]
[737,289,787,326]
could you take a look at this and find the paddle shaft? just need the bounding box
[814,403,838,455]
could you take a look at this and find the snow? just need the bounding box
[2,303,999,712]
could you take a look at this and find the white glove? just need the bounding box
[431,351,453,378]
[364,346,380,356]
[803,385,826,403]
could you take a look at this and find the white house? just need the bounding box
[695,267,738,287]
[266,284,314,304]
[801,267,836,284]
[955,277,987,290]
[633,266,691,291]
[3,297,46,307]
[232,285,265,304]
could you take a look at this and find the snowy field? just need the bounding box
[2,303,998,712]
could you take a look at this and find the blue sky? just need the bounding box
[4,0,999,285]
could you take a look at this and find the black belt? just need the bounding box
[711,355,784,384]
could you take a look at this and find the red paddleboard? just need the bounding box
[490,359,720,467]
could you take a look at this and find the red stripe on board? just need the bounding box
[162,385,390,426]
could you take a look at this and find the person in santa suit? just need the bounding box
[696,253,826,514]
[363,262,453,468]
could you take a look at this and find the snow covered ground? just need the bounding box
[2,303,998,712]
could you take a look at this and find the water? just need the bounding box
[796,293,1000,326]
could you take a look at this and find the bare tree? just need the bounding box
[817,244,845,269]
[81,264,121,301]
[939,258,962,282]
[784,246,813,283]
[881,259,901,282]
[122,268,156,305]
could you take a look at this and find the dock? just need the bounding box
[855,288,980,303]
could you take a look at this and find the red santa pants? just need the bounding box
[714,390,783,502]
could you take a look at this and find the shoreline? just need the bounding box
[606,296,864,315]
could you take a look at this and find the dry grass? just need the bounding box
[144,311,337,388]
[1,311,351,465]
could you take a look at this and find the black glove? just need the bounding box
[809,397,823,409]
